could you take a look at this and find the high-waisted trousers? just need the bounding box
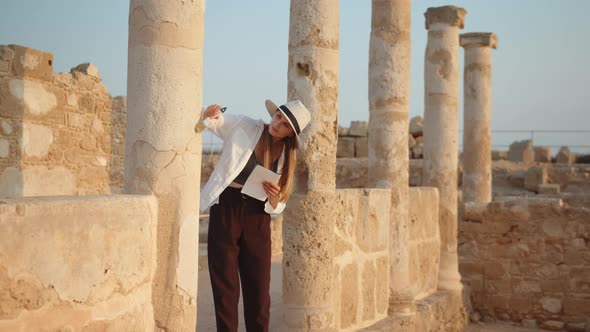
[207,186,272,332]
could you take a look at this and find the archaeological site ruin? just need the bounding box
[1,1,588,331]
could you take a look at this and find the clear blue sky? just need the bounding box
[1,1,588,151]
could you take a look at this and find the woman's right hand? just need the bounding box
[203,104,222,120]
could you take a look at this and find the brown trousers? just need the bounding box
[207,186,272,332]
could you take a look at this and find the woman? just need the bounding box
[199,99,311,332]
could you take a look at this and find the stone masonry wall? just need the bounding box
[0,194,158,331]
[0,45,125,197]
[333,189,391,331]
[459,198,590,330]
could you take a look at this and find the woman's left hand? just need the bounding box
[262,181,281,208]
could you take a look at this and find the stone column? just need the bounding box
[125,1,204,330]
[282,0,339,330]
[368,0,414,315]
[461,33,497,204]
[423,6,466,292]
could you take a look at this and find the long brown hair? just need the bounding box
[255,124,297,203]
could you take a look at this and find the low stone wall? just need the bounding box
[0,194,158,331]
[333,188,391,331]
[0,45,126,197]
[459,197,590,330]
[409,187,440,300]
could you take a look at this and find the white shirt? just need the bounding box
[200,113,286,215]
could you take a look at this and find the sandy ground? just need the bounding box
[465,322,541,332]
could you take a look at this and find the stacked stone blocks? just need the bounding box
[0,44,125,197]
[460,198,590,330]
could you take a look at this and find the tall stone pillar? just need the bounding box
[125,1,204,330]
[282,0,339,330]
[461,33,497,204]
[423,6,466,292]
[368,0,414,315]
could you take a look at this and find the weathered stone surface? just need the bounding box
[0,119,13,135]
[336,158,368,189]
[540,320,565,330]
[409,116,423,137]
[355,137,368,158]
[356,190,389,253]
[338,126,349,137]
[556,146,574,164]
[459,197,590,327]
[524,166,547,192]
[492,150,508,160]
[409,159,423,186]
[362,261,376,321]
[6,45,54,81]
[0,139,8,158]
[340,263,358,329]
[540,297,562,314]
[424,4,466,293]
[0,195,157,331]
[337,137,355,158]
[70,62,101,79]
[408,134,416,150]
[538,183,560,194]
[127,3,205,330]
[412,143,424,159]
[349,121,368,137]
[534,146,552,162]
[508,140,534,162]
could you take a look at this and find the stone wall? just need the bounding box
[0,45,125,197]
[332,189,391,331]
[459,197,590,330]
[409,187,440,300]
[0,194,158,331]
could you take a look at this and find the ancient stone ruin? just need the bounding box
[1,1,588,332]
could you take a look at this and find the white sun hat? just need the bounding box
[265,99,311,146]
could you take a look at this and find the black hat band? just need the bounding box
[279,105,301,134]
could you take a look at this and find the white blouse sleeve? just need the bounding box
[264,200,286,215]
[205,114,243,141]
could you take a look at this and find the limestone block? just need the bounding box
[409,159,423,186]
[534,146,552,162]
[0,139,8,158]
[539,297,562,314]
[340,263,358,329]
[408,134,416,150]
[337,137,355,158]
[356,189,390,253]
[540,320,565,330]
[0,119,13,135]
[415,135,424,145]
[556,146,574,164]
[409,116,423,137]
[336,158,367,188]
[349,121,368,137]
[375,255,389,315]
[538,184,560,194]
[71,62,101,79]
[21,123,53,158]
[355,137,368,158]
[0,195,157,330]
[0,167,23,196]
[412,142,424,159]
[508,140,534,162]
[7,45,54,81]
[362,261,376,321]
[524,166,547,192]
[409,187,440,298]
[9,79,57,115]
[338,126,349,137]
[492,150,508,160]
[67,112,85,128]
